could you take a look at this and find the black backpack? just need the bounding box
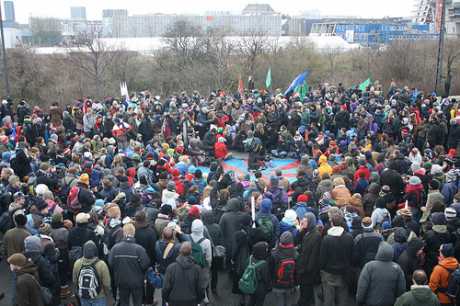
[447,266,460,302]
[77,261,102,299]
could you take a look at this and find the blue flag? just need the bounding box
[284,70,310,96]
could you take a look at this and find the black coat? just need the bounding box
[297,227,322,285]
[108,237,150,289]
[134,223,157,264]
[397,238,425,289]
[319,227,353,275]
[68,224,97,249]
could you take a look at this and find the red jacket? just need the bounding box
[354,165,371,181]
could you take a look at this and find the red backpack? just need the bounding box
[67,186,81,212]
[275,257,296,288]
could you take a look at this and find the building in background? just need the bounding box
[4,0,15,23]
[70,6,87,21]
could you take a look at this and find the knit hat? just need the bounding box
[260,198,272,214]
[35,184,49,196]
[282,209,298,226]
[297,194,309,203]
[431,212,447,234]
[76,212,90,224]
[441,243,455,258]
[252,241,269,260]
[7,253,28,267]
[24,236,42,253]
[445,207,457,221]
[79,173,90,186]
[83,241,98,259]
[167,181,176,191]
[361,217,373,230]
[409,176,422,185]
[188,205,200,218]
[431,164,443,175]
[279,231,294,245]
[51,212,63,224]
[39,223,51,235]
[430,179,440,190]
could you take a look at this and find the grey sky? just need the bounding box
[11,0,415,23]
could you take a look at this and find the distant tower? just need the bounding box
[70,6,87,20]
[4,1,15,23]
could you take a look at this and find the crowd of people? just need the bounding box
[0,80,460,306]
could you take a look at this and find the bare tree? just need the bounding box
[237,31,269,76]
[444,39,460,96]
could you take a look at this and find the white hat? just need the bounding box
[76,213,90,224]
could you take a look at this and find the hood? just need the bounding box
[83,240,98,259]
[407,238,425,257]
[327,226,344,237]
[394,227,408,243]
[201,211,216,225]
[18,260,38,275]
[375,242,394,262]
[304,212,317,232]
[191,219,204,237]
[176,255,195,269]
[225,197,241,212]
[410,286,437,301]
[260,198,272,214]
[440,257,459,270]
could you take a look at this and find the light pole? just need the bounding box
[435,0,446,94]
[0,1,10,97]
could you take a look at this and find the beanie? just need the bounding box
[260,198,272,214]
[188,205,200,218]
[441,243,455,258]
[79,173,90,186]
[297,194,309,203]
[160,204,173,216]
[280,231,294,245]
[445,207,457,221]
[24,236,42,253]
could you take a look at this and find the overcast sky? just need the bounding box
[11,0,415,23]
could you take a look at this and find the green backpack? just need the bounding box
[239,256,266,294]
[191,237,207,268]
[256,216,274,241]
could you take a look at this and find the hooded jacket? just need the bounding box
[429,256,459,304]
[255,198,280,241]
[394,285,440,306]
[398,238,425,289]
[297,213,322,285]
[16,261,44,306]
[356,242,406,306]
[320,226,353,275]
[191,219,212,267]
[219,198,247,257]
[353,229,383,268]
[72,241,111,299]
[271,232,298,289]
[162,255,205,304]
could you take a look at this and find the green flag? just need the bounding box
[359,78,371,91]
[265,67,272,89]
[294,82,308,100]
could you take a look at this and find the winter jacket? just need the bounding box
[2,226,30,258]
[73,257,111,299]
[219,199,247,258]
[108,237,150,289]
[16,262,44,306]
[154,213,170,237]
[394,285,440,306]
[162,255,206,305]
[297,226,322,285]
[78,187,96,213]
[331,185,352,207]
[68,224,97,249]
[134,223,157,265]
[353,230,383,268]
[320,226,353,275]
[398,238,426,289]
[270,242,298,289]
[356,242,406,306]
[155,239,181,274]
[354,165,371,182]
[429,257,459,304]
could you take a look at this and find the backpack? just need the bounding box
[67,186,81,212]
[77,261,102,299]
[239,256,266,294]
[446,265,460,302]
[191,237,207,268]
[275,257,297,288]
[256,216,274,242]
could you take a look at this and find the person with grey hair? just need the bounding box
[162,241,206,306]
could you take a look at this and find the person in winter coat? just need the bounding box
[331,177,352,207]
[108,223,150,306]
[255,198,280,247]
[219,197,247,264]
[270,231,299,306]
[297,212,322,306]
[395,270,440,306]
[190,219,212,302]
[75,174,96,213]
[319,213,353,306]
[202,211,223,294]
[352,217,383,268]
[162,241,206,306]
[2,213,30,258]
[72,241,111,305]
[429,243,459,305]
[318,155,333,179]
[356,242,406,306]
[247,241,271,306]
[155,204,173,237]
[8,253,45,306]
[69,213,97,258]
[279,209,299,239]
[393,227,409,261]
[398,238,426,290]
[155,226,181,276]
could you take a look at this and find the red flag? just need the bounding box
[238,76,244,96]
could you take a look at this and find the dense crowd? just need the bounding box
[0,81,460,306]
